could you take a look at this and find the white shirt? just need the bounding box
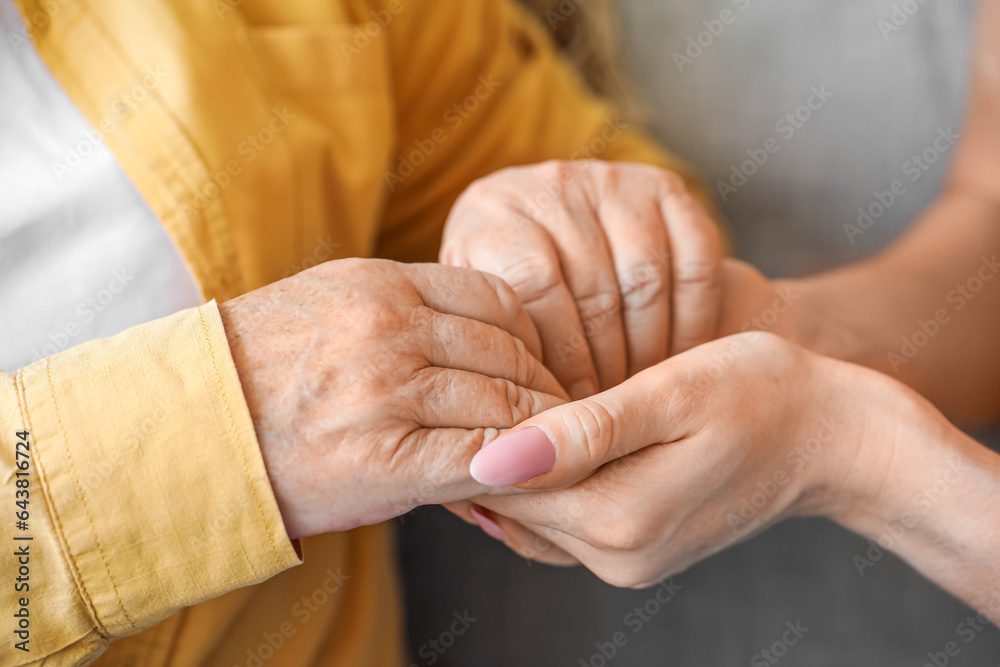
[0,0,202,372]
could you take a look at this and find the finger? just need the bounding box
[445,219,602,400]
[393,427,499,504]
[536,171,628,391]
[447,500,578,566]
[595,169,672,378]
[479,492,673,588]
[402,262,545,363]
[468,358,702,490]
[393,424,602,508]
[420,309,567,399]
[467,504,580,566]
[475,440,667,531]
[659,187,724,355]
[402,367,565,429]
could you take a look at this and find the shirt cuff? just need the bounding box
[18,300,301,639]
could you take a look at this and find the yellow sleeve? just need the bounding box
[1,302,300,666]
[376,0,720,262]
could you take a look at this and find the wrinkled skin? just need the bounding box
[441,160,723,400]
[220,258,567,538]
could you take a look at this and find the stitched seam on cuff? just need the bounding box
[13,369,109,640]
[45,359,137,632]
[198,306,280,572]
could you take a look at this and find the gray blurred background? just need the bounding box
[399,1,1000,665]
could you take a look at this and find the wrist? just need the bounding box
[769,273,871,362]
[218,296,303,539]
[822,377,947,532]
[829,380,1000,615]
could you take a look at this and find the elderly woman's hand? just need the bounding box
[440,161,723,400]
[451,334,1000,615]
[219,258,567,539]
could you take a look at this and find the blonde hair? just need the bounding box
[520,0,648,121]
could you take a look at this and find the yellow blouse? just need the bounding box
[1,0,706,664]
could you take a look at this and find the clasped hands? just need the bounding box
[220,161,962,589]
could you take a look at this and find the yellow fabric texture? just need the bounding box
[2,0,709,665]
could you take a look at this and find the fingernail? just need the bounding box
[470,427,556,486]
[470,505,508,541]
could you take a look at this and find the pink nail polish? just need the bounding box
[470,427,556,486]
[470,506,508,542]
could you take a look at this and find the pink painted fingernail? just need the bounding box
[470,505,508,542]
[470,427,556,486]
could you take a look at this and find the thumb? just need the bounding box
[469,365,683,491]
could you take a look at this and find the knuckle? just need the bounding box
[407,304,438,342]
[458,174,494,200]
[507,334,537,386]
[361,301,408,338]
[482,272,528,320]
[489,377,522,425]
[597,521,646,552]
[581,505,652,554]
[619,262,668,312]
[551,160,580,188]
[650,168,687,196]
[492,252,564,307]
[674,256,721,292]
[564,399,618,465]
[738,329,784,351]
[493,370,546,424]
[404,367,447,407]
[576,289,622,327]
[743,330,796,362]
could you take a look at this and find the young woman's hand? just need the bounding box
[452,333,1000,621]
